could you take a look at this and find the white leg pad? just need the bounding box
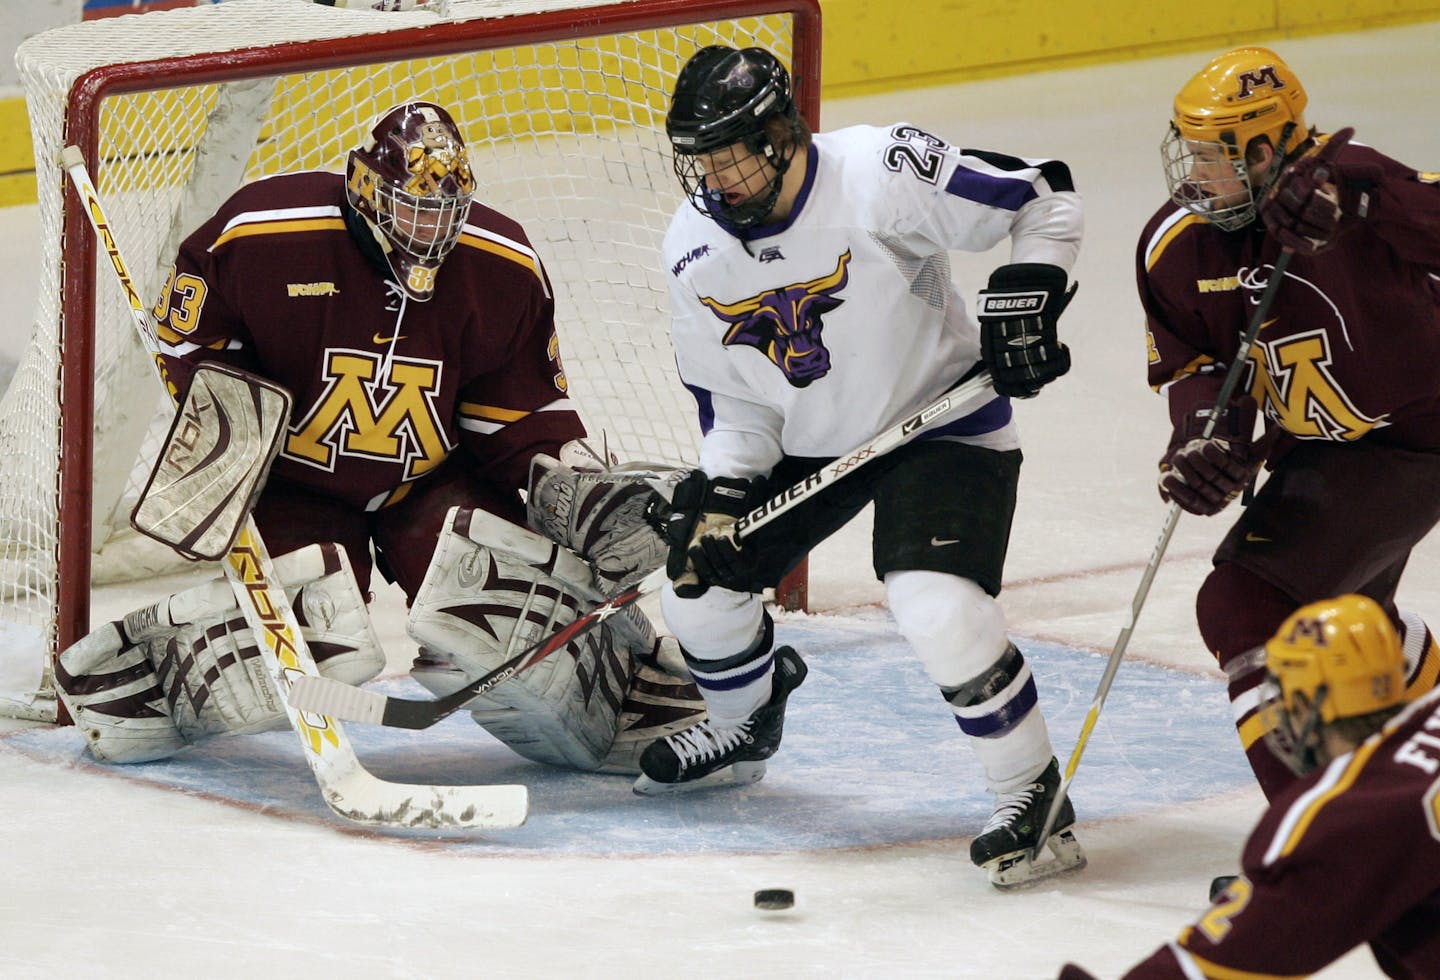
[56,543,383,764]
[409,507,703,772]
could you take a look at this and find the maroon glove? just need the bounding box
[1057,967,1099,980]
[1260,127,1382,254]
[1158,395,1272,517]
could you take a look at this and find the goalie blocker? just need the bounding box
[132,362,291,561]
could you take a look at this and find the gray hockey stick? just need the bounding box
[286,367,999,729]
[1031,245,1297,862]
[61,145,527,829]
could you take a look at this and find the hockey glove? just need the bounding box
[977,263,1076,399]
[1261,128,1382,255]
[660,470,764,598]
[1158,394,1271,517]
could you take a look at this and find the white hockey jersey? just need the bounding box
[662,122,1082,478]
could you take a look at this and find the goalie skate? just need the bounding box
[633,646,806,795]
[970,758,1087,889]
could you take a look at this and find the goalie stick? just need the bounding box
[60,145,527,830]
[286,368,1000,730]
[1030,245,1298,866]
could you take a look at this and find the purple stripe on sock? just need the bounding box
[955,674,1038,738]
[692,652,775,693]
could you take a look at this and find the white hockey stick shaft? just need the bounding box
[60,145,527,829]
[1031,247,1296,860]
[287,367,999,727]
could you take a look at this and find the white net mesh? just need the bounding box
[0,0,814,711]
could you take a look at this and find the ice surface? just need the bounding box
[3,23,1437,978]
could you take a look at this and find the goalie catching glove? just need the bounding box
[659,470,768,598]
[526,442,684,591]
[55,543,383,764]
[977,263,1076,399]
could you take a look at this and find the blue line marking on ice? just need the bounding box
[11,614,1252,854]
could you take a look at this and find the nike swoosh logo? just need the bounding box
[1244,532,1272,543]
[931,537,960,547]
[373,333,406,344]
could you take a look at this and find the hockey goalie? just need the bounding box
[54,100,704,776]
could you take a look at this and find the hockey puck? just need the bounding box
[753,888,795,910]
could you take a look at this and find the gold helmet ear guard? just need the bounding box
[1162,46,1312,231]
[1259,594,1406,775]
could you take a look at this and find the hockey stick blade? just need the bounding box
[1029,248,1296,863]
[62,144,529,831]
[288,369,999,730]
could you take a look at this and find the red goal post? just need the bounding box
[0,0,819,720]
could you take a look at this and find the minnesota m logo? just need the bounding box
[1250,329,1385,440]
[1236,65,1286,99]
[286,349,450,478]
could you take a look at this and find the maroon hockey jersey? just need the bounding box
[154,171,583,511]
[1138,140,1440,451]
[1119,686,1440,978]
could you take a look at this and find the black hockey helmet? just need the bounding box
[666,45,801,229]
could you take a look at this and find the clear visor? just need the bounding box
[673,140,788,230]
[373,182,471,264]
[1161,127,1258,232]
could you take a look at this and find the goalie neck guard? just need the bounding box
[345,101,476,301]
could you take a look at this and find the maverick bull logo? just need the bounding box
[701,250,852,387]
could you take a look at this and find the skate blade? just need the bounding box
[632,760,767,796]
[984,828,1087,890]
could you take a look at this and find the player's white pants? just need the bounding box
[885,570,1054,793]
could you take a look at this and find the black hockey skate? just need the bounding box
[632,646,806,795]
[970,757,1087,889]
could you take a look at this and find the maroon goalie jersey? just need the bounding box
[1120,686,1440,977]
[1138,140,1440,451]
[154,170,583,511]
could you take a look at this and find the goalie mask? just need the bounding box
[1259,594,1406,776]
[346,101,476,301]
[667,45,802,230]
[1161,46,1310,232]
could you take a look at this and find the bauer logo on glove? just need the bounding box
[979,291,1048,316]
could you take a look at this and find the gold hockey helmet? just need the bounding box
[1173,46,1308,159]
[1261,594,1407,774]
[1161,47,1311,231]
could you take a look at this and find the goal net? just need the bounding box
[0,0,821,719]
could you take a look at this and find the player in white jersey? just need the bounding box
[635,44,1086,886]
